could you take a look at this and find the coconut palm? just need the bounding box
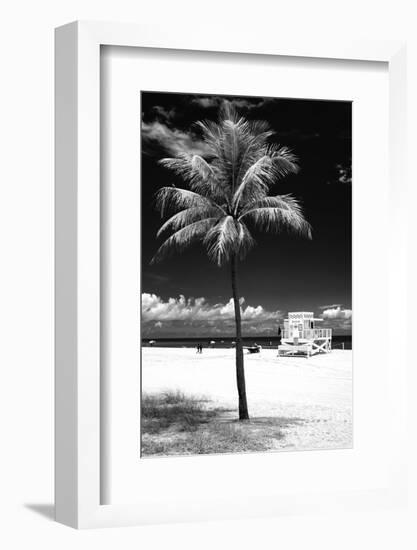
[151,102,312,420]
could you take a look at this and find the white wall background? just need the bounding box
[0,0,416,548]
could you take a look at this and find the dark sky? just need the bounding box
[141,92,352,337]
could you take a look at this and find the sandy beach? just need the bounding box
[141,347,352,453]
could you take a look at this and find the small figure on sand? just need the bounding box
[196,342,203,354]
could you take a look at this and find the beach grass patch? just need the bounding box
[141,392,302,456]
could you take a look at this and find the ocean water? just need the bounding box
[142,335,352,350]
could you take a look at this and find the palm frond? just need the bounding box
[151,218,218,264]
[196,110,274,195]
[159,153,229,201]
[156,206,222,237]
[203,216,256,266]
[247,119,271,135]
[221,119,241,190]
[203,216,239,266]
[267,145,299,178]
[233,124,274,186]
[195,119,222,151]
[155,187,222,217]
[232,146,299,212]
[160,153,215,182]
[239,194,312,238]
[242,194,300,212]
[159,153,194,180]
[219,100,241,124]
[236,220,256,259]
[190,154,213,179]
[189,156,229,200]
[232,155,274,211]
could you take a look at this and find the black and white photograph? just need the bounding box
[140,91,352,457]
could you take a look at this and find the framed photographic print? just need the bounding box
[138,89,353,458]
[55,21,408,528]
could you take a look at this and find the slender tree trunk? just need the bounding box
[231,255,249,420]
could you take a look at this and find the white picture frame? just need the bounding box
[55,20,407,529]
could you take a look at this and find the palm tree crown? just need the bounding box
[151,102,311,266]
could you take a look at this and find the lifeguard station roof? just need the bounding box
[287,312,323,321]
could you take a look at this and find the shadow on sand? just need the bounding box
[141,391,306,457]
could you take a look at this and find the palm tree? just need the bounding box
[151,102,312,420]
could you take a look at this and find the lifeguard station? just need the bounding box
[278,312,332,357]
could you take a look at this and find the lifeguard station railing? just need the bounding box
[282,328,332,340]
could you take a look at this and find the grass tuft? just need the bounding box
[142,391,221,434]
[141,391,300,457]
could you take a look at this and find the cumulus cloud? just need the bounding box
[316,305,352,334]
[142,121,211,157]
[150,105,177,122]
[142,293,280,324]
[141,293,283,337]
[321,306,352,320]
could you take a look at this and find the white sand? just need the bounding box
[142,347,353,450]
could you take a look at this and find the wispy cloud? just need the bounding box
[190,96,220,109]
[190,96,270,114]
[143,272,170,285]
[142,121,211,157]
[319,303,343,310]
